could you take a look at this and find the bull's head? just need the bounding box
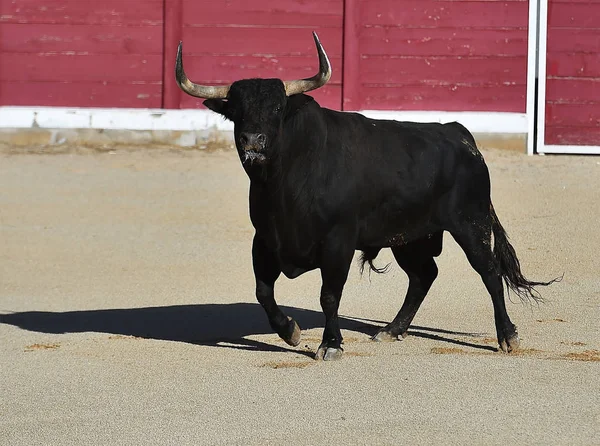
[175,32,331,166]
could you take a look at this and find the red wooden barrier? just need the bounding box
[0,0,535,116]
[0,0,163,108]
[176,0,344,110]
[544,0,600,145]
[343,0,529,112]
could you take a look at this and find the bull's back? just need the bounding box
[320,110,491,246]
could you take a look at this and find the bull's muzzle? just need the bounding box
[239,132,267,152]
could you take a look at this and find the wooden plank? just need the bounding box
[359,0,528,28]
[548,2,600,29]
[0,24,162,54]
[545,103,600,126]
[359,27,527,57]
[0,0,163,26]
[422,0,527,2]
[183,0,342,27]
[181,27,343,56]
[0,54,163,82]
[179,85,342,111]
[342,0,360,110]
[547,53,600,77]
[180,55,343,84]
[547,29,600,53]
[305,85,342,110]
[359,84,526,112]
[0,81,162,108]
[164,0,183,109]
[360,56,526,85]
[545,126,600,146]
[549,0,600,3]
[546,78,600,104]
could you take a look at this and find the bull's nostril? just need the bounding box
[257,133,267,147]
[239,133,249,146]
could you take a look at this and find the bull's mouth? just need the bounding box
[242,149,267,165]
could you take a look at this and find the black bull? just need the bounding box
[176,32,556,360]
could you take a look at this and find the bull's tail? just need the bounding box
[491,205,560,304]
[359,249,390,276]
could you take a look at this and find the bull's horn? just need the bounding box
[175,42,231,99]
[283,32,332,96]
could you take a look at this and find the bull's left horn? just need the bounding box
[283,32,332,96]
[175,42,231,99]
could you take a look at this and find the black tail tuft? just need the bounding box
[491,205,561,304]
[359,249,391,277]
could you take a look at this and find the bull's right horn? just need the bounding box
[175,42,231,99]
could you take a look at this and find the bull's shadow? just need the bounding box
[0,304,368,356]
[0,303,497,355]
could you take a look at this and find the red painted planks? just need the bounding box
[546,126,600,146]
[360,84,526,112]
[360,56,526,85]
[359,27,528,57]
[548,2,600,29]
[546,78,600,104]
[176,0,344,109]
[352,1,528,111]
[545,0,600,145]
[359,0,528,28]
[183,0,343,27]
[180,55,343,85]
[163,0,183,109]
[0,24,162,54]
[0,0,163,109]
[546,103,600,126]
[0,54,162,82]
[181,27,343,57]
[0,81,162,108]
[547,53,600,77]
[547,29,600,54]
[0,0,163,26]
[343,0,360,110]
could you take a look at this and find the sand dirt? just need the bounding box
[0,146,598,445]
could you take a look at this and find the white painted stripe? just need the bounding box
[540,145,600,155]
[0,106,527,134]
[0,107,234,132]
[526,0,539,156]
[537,0,549,154]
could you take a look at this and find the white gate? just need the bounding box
[529,0,600,155]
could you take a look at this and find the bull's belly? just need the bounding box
[276,245,319,279]
[358,222,440,249]
[279,262,315,279]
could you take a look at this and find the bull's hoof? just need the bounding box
[371,328,407,342]
[315,345,343,361]
[498,334,520,353]
[281,317,301,347]
[372,329,397,342]
[498,325,520,353]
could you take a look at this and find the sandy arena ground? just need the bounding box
[0,145,598,445]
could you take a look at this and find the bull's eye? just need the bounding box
[274,106,282,114]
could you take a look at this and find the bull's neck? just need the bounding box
[245,98,325,190]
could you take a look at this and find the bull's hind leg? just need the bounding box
[372,232,442,342]
[449,219,520,353]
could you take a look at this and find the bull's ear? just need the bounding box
[203,99,230,119]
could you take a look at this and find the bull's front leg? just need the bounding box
[315,231,355,361]
[252,235,301,346]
